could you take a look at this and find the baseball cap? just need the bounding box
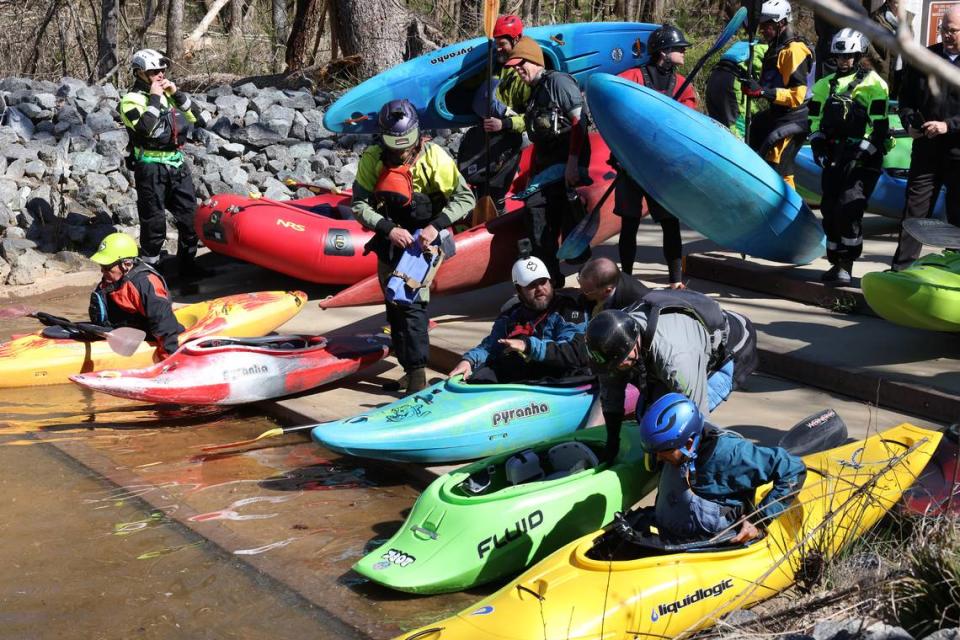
[504,37,545,67]
[511,256,551,287]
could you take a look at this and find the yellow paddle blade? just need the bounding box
[198,427,286,453]
[483,0,499,38]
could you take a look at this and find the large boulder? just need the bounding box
[214,94,250,121]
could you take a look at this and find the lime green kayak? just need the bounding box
[862,251,960,331]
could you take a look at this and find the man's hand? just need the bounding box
[150,77,165,97]
[497,337,527,354]
[730,519,759,544]
[388,227,414,248]
[418,224,439,251]
[161,79,177,96]
[448,359,473,380]
[482,117,504,132]
[922,120,948,138]
[740,78,764,98]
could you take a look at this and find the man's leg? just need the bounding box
[134,162,168,263]
[892,140,942,270]
[167,163,202,276]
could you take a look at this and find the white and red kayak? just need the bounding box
[69,334,390,405]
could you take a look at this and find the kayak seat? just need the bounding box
[545,441,599,480]
[506,450,544,485]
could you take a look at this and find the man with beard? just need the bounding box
[448,256,591,384]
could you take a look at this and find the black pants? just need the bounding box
[820,149,882,265]
[458,127,523,215]
[615,175,682,282]
[378,261,429,372]
[134,161,198,266]
[523,180,584,286]
[892,138,960,270]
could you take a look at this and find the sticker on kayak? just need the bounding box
[651,578,734,621]
[492,402,549,427]
[477,510,544,559]
[324,229,355,257]
[379,548,415,568]
[611,47,623,62]
[430,45,473,65]
[470,605,494,616]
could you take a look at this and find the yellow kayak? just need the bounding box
[395,423,940,640]
[0,291,307,387]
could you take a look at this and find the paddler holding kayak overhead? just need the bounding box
[352,99,475,394]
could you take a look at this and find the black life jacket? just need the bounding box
[627,289,729,356]
[639,64,678,97]
[524,71,575,145]
[819,68,869,140]
[124,89,192,153]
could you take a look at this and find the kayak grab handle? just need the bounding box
[343,113,370,126]
[403,629,444,640]
[550,33,565,46]
[410,525,438,540]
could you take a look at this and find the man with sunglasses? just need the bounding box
[88,232,183,359]
[119,49,207,280]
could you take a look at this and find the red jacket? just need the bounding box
[618,65,698,110]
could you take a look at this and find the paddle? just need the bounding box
[32,311,147,357]
[556,176,616,261]
[672,6,748,101]
[476,0,501,220]
[198,422,323,453]
[283,177,343,195]
[902,218,960,249]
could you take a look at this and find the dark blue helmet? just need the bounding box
[639,393,703,457]
[377,99,420,150]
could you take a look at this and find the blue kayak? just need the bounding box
[310,376,635,463]
[323,22,658,134]
[587,73,826,264]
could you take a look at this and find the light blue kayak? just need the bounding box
[310,375,636,463]
[323,22,659,134]
[587,73,826,264]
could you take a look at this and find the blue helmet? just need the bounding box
[639,393,704,457]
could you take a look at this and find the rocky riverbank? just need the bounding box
[0,76,461,290]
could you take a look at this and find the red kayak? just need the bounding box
[900,424,959,516]
[69,334,390,405]
[319,132,624,309]
[196,192,378,285]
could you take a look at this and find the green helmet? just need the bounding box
[91,233,139,266]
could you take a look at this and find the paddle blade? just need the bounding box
[714,7,747,51]
[557,210,599,260]
[0,304,34,319]
[778,408,848,456]
[105,327,147,357]
[472,195,498,226]
[483,0,499,38]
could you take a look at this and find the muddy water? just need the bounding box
[0,294,483,639]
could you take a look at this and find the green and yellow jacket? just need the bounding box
[494,66,531,132]
[119,81,199,167]
[809,67,891,153]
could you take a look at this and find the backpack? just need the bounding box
[627,289,729,355]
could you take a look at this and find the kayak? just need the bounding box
[587,73,826,264]
[0,291,307,388]
[311,375,639,463]
[901,424,959,516]
[195,192,378,285]
[357,407,848,594]
[324,22,659,134]
[794,113,948,220]
[861,250,960,331]
[353,427,655,594]
[394,423,940,640]
[319,131,622,308]
[69,333,390,405]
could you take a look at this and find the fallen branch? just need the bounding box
[183,0,232,53]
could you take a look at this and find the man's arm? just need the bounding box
[461,311,512,370]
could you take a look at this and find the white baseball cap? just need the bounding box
[511,256,551,287]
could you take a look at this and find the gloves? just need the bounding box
[810,136,830,168]
[741,79,775,101]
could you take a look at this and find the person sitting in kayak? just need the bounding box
[88,232,183,358]
[585,290,758,462]
[353,98,475,394]
[610,24,696,288]
[458,14,531,216]
[506,36,591,286]
[448,256,591,384]
[637,393,806,544]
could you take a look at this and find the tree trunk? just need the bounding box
[229,0,244,45]
[459,0,480,36]
[96,0,118,79]
[166,0,185,63]
[521,0,538,25]
[272,0,288,71]
[332,0,409,78]
[286,0,326,71]
[183,0,232,53]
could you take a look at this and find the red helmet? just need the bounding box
[493,15,523,40]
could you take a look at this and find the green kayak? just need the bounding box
[862,251,960,332]
[353,426,655,594]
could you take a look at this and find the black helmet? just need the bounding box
[377,99,420,150]
[648,25,692,55]
[585,309,641,369]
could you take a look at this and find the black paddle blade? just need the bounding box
[778,408,848,456]
[104,327,147,357]
[903,218,960,248]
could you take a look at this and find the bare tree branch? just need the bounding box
[183,0,232,53]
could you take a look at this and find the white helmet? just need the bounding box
[759,0,792,23]
[831,29,868,54]
[511,256,551,287]
[131,49,170,72]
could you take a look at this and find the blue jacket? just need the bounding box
[690,425,807,524]
[463,292,590,377]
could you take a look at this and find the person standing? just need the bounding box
[813,0,868,80]
[610,25,696,287]
[706,40,768,139]
[808,29,891,285]
[505,36,591,287]
[353,99,475,393]
[741,0,815,188]
[891,6,960,270]
[119,49,206,279]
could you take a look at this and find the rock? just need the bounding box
[14,101,46,120]
[23,160,46,179]
[220,142,246,159]
[0,255,8,283]
[250,88,284,114]
[813,619,913,640]
[102,83,120,101]
[55,104,84,127]
[0,237,39,260]
[96,129,129,157]
[288,141,315,161]
[335,160,357,186]
[221,165,249,192]
[207,84,235,98]
[236,82,260,99]
[6,246,45,285]
[244,110,260,127]
[921,630,960,640]
[106,170,130,193]
[4,158,26,180]
[721,609,758,626]
[6,106,35,141]
[214,94,250,121]
[86,109,118,135]
[263,178,292,200]
[0,202,16,227]
[234,123,284,147]
[266,159,287,174]
[4,144,39,162]
[260,104,295,138]
[0,178,18,208]
[69,150,104,175]
[56,77,88,99]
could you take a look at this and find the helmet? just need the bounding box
[511,256,551,286]
[131,48,170,72]
[377,99,420,150]
[648,25,692,55]
[91,232,139,266]
[493,15,523,40]
[585,309,641,369]
[759,0,792,23]
[831,28,868,54]
[638,393,704,455]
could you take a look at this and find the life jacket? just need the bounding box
[759,31,815,111]
[630,289,729,357]
[639,64,678,97]
[524,71,575,145]
[820,69,870,140]
[122,89,192,153]
[373,144,436,230]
